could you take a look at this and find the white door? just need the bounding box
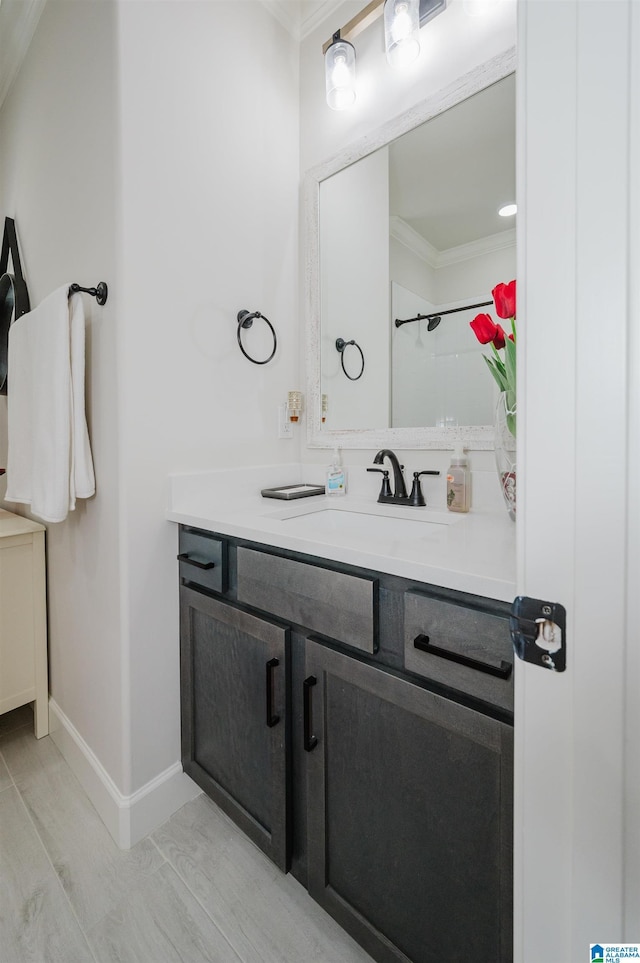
[517,1,639,959]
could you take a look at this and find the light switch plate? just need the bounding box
[278,404,293,439]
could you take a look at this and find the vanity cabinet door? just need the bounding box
[180,585,290,871]
[304,639,513,963]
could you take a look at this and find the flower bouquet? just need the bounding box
[470,280,516,436]
[471,280,517,518]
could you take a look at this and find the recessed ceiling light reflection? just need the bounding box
[498,203,517,217]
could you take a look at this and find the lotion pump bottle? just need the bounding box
[446,447,470,513]
[326,447,347,496]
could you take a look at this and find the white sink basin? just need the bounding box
[278,507,457,540]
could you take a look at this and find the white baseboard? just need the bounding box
[48,699,201,849]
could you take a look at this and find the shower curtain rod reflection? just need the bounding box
[394,299,492,329]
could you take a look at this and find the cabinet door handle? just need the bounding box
[265,658,280,728]
[177,552,215,571]
[413,634,513,680]
[303,676,318,751]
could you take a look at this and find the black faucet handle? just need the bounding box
[409,470,441,508]
[367,467,392,500]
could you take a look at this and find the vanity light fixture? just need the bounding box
[498,203,517,217]
[287,390,304,423]
[323,0,447,109]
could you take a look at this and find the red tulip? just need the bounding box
[470,313,506,349]
[493,324,506,349]
[492,280,516,319]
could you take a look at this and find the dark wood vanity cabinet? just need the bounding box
[179,585,291,871]
[304,639,513,963]
[178,527,514,963]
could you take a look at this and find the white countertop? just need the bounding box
[167,465,516,602]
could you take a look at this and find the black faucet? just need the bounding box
[367,449,440,507]
[373,449,407,498]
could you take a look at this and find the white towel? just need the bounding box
[5,285,95,523]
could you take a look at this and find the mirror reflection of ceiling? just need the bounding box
[389,74,516,253]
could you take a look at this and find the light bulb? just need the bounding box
[391,3,412,41]
[325,39,356,110]
[384,0,420,68]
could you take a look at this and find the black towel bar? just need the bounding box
[68,282,108,305]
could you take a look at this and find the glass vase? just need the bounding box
[494,391,516,521]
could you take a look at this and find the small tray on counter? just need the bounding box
[261,484,325,500]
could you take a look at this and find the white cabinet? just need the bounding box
[0,509,48,737]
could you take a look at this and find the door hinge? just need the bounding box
[510,596,566,672]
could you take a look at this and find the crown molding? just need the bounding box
[261,0,345,41]
[437,227,516,267]
[300,0,346,39]
[390,215,439,268]
[390,216,516,269]
[0,0,46,111]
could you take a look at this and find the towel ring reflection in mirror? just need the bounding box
[237,309,277,365]
[335,337,365,381]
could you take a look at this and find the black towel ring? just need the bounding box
[237,309,277,365]
[335,337,365,381]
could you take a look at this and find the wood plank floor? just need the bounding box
[0,706,374,963]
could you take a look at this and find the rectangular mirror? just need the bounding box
[305,49,516,449]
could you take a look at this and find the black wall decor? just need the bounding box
[0,218,31,395]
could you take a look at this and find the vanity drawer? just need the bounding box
[404,591,513,712]
[178,528,227,595]
[237,547,377,653]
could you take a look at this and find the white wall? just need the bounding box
[116,0,300,794]
[435,242,515,304]
[0,0,125,785]
[390,234,435,302]
[0,0,300,826]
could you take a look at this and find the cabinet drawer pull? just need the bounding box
[413,635,512,680]
[303,676,318,752]
[266,658,280,728]
[177,552,215,571]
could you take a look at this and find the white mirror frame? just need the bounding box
[305,46,516,450]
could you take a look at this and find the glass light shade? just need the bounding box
[325,39,356,110]
[384,0,420,68]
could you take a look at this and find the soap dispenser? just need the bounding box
[446,447,470,513]
[326,448,347,496]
